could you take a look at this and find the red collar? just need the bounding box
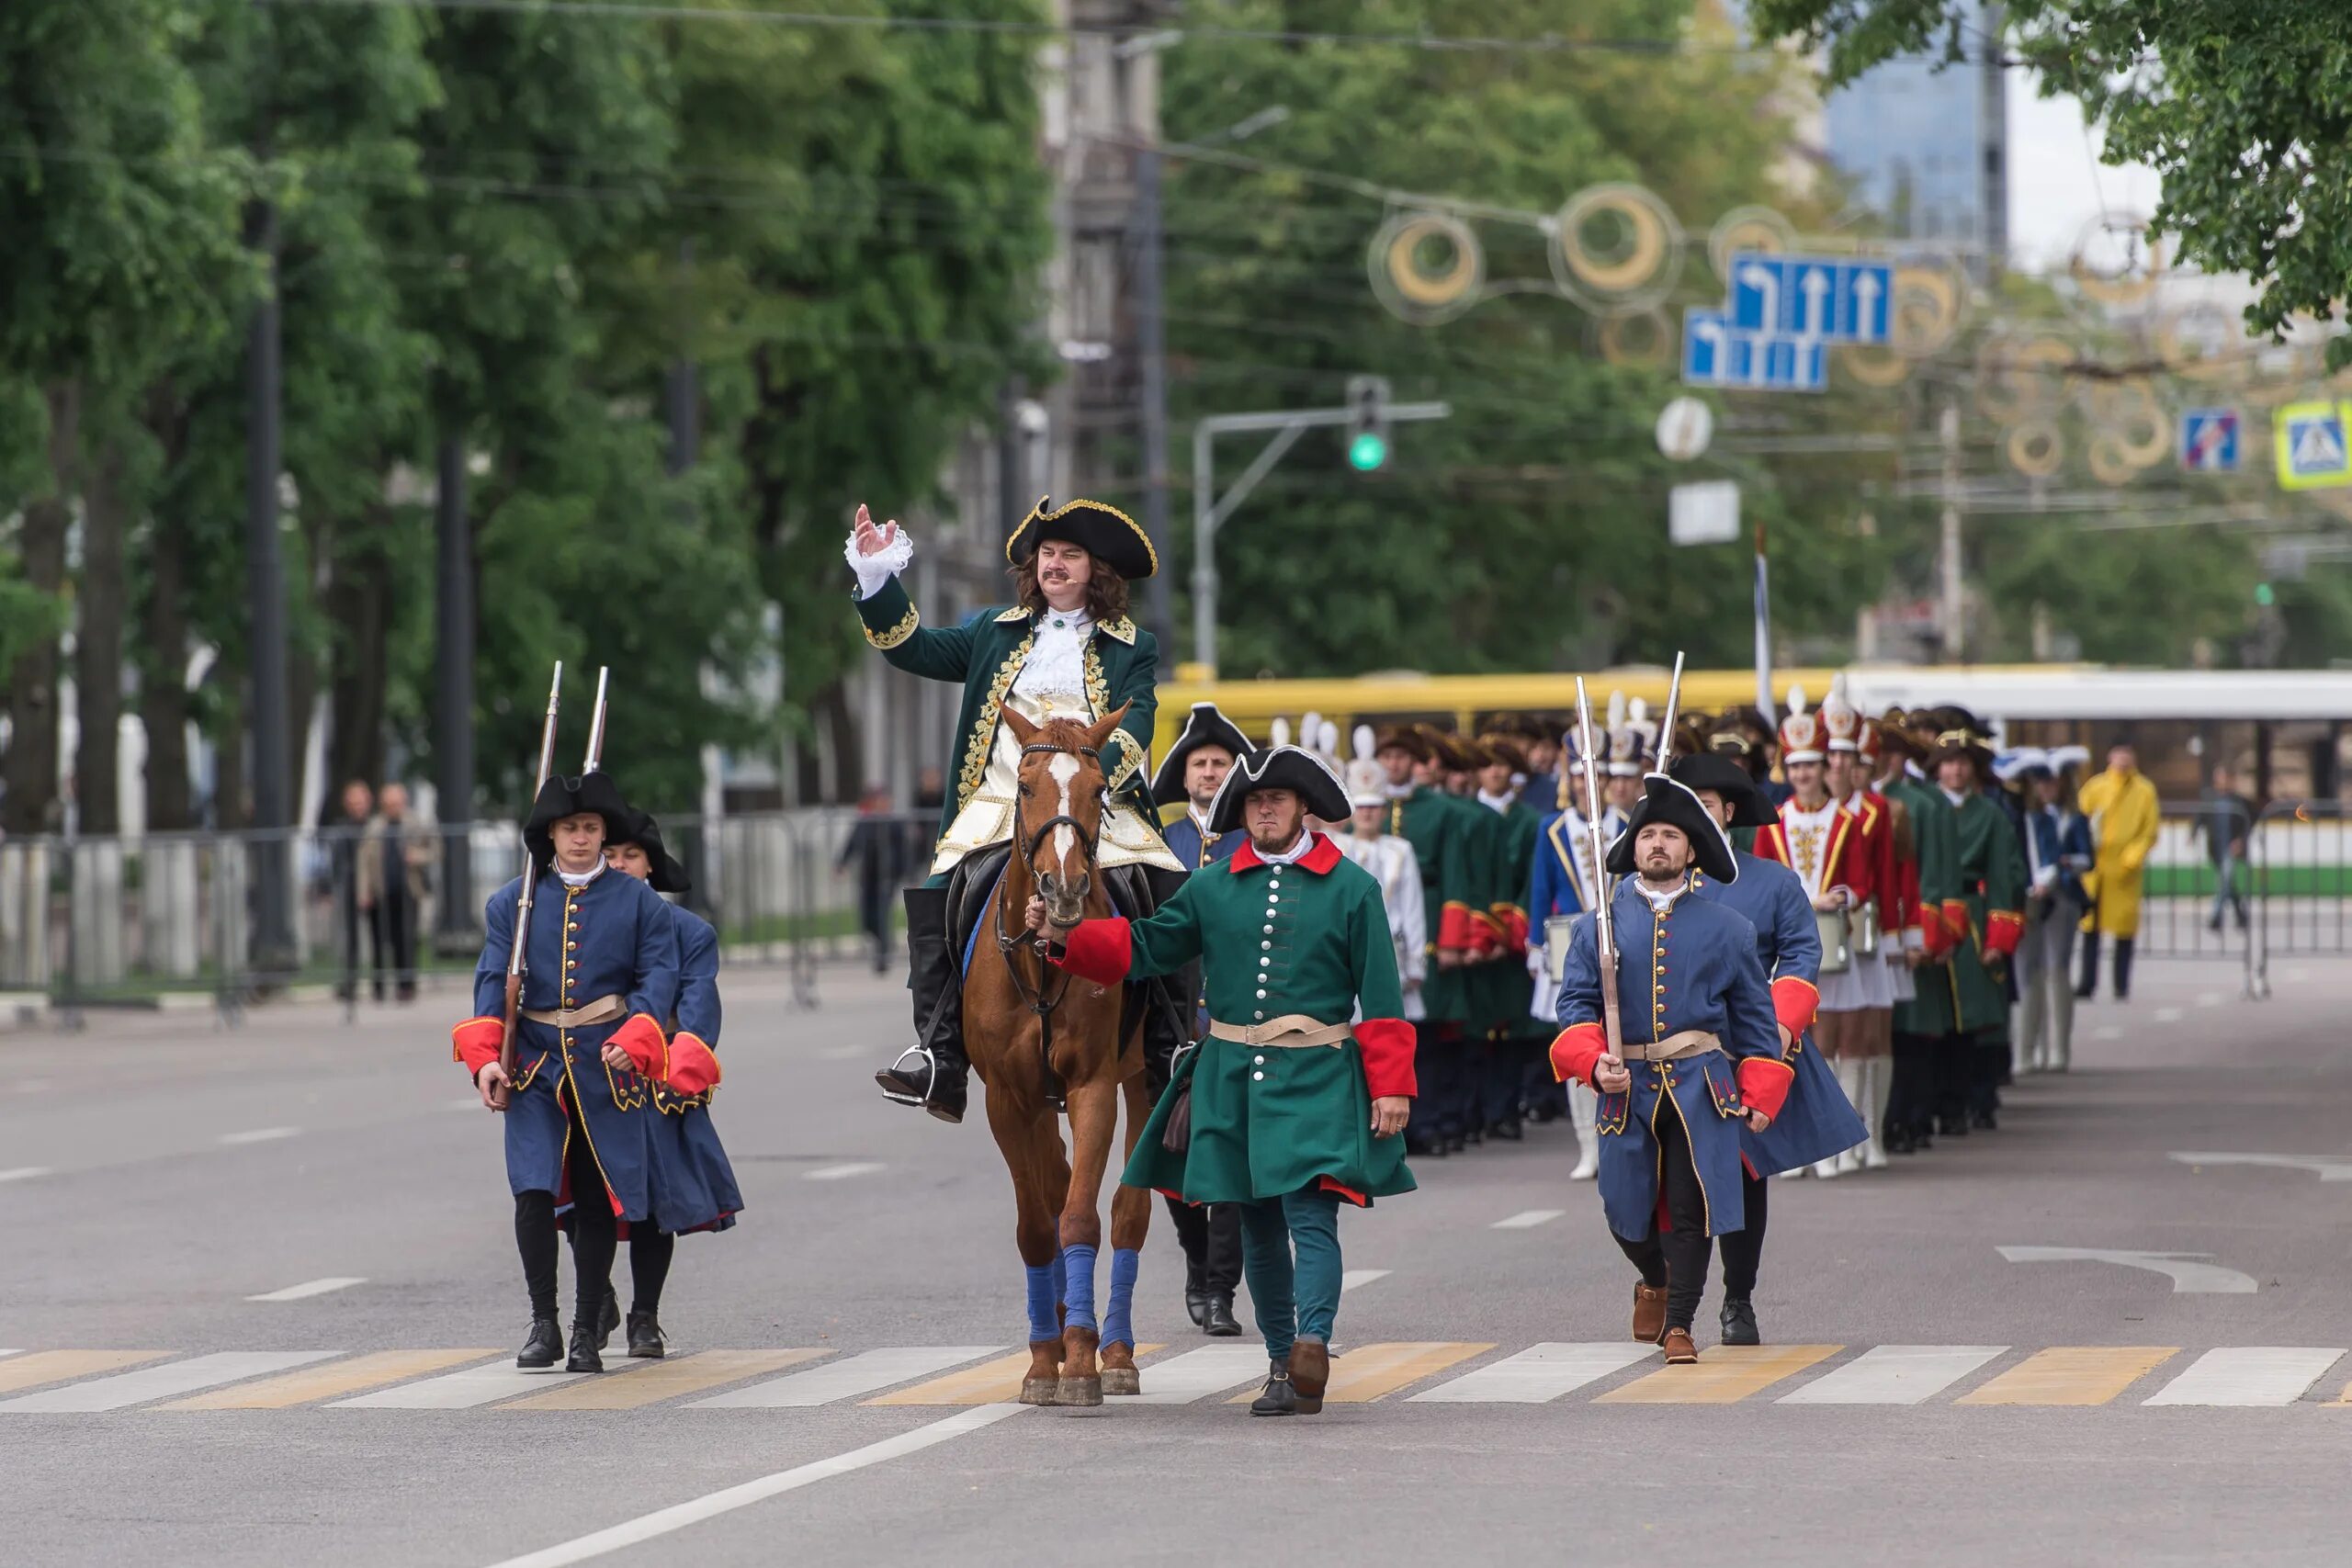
[1227,831,1344,875]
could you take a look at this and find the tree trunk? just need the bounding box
[74,434,130,837]
[141,386,194,833]
[1,378,80,836]
[324,502,393,816]
[214,680,247,831]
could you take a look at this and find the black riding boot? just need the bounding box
[2075,931,2101,999]
[2112,937,2135,1001]
[876,886,968,1123]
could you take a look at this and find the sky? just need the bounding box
[2006,74,2164,276]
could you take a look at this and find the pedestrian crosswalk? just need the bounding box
[1,1342,2349,1412]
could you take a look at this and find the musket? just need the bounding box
[494,661,564,1111]
[581,666,610,774]
[1655,651,1686,771]
[1574,677,1623,1064]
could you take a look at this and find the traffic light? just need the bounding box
[2254,581,2276,606]
[1345,375,1391,471]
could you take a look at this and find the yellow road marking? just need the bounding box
[1227,1343,1496,1404]
[1957,1347,2179,1406]
[1595,1344,1840,1404]
[0,1350,169,1396]
[872,1345,1164,1405]
[504,1350,829,1411]
[164,1350,500,1409]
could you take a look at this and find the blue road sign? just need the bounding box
[1727,253,1893,345]
[1683,307,1826,392]
[2179,408,2241,473]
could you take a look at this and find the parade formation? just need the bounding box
[439,494,2120,1403]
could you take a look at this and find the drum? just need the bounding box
[1815,908,1852,974]
[1852,900,1881,958]
[1544,914,1585,987]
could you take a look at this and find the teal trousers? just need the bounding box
[1237,1188,1343,1360]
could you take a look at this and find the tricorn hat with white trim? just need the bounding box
[1205,744,1351,835]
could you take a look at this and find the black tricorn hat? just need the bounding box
[1668,752,1774,829]
[1205,744,1351,836]
[1004,494,1157,581]
[1149,702,1252,807]
[1926,705,1996,766]
[523,772,633,870]
[1604,773,1738,885]
[610,807,692,895]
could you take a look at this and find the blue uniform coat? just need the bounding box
[1554,880,1787,1240]
[645,904,742,1234]
[1690,853,1869,1174]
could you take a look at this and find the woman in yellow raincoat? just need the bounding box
[2075,742,2160,999]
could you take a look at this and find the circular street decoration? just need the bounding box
[1838,344,1914,388]
[2086,431,2143,486]
[1707,205,1797,281]
[2006,422,2064,478]
[1596,307,1674,367]
[2070,211,2167,307]
[1975,332,2076,424]
[1551,182,1683,313]
[2155,299,2249,385]
[1369,210,1485,323]
[1890,262,1964,357]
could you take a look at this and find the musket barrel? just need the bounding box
[1657,651,1686,770]
[496,661,566,1103]
[582,666,610,774]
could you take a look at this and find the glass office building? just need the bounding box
[1817,6,2008,265]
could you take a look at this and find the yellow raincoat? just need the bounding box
[2077,765,2160,938]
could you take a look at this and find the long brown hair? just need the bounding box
[1012,556,1130,623]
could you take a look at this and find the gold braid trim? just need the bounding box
[1102,728,1143,792]
[1083,639,1144,791]
[864,603,919,650]
[958,629,1036,813]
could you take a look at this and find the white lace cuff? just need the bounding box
[845,524,915,599]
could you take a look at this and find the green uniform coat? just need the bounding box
[1884,772,1961,1038]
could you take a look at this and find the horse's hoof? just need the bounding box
[1055,1376,1103,1407]
[1101,1368,1141,1397]
[1021,1377,1060,1406]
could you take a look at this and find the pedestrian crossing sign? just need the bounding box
[2275,400,2352,491]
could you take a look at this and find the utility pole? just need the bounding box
[1133,138,1174,651]
[243,182,295,971]
[1939,397,1965,662]
[433,433,475,942]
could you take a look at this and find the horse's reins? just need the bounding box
[996,742,1106,1098]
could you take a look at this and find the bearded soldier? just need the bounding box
[847,498,1184,1123]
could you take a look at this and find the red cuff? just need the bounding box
[1770,976,1819,1042]
[668,1031,722,1097]
[1050,917,1134,986]
[1436,901,1475,953]
[610,1012,669,1078]
[1737,1055,1796,1121]
[1465,909,1505,958]
[1491,905,1531,957]
[1918,913,1954,960]
[1983,909,2024,958]
[1549,1021,1607,1086]
[453,1016,504,1076]
[1355,1018,1417,1100]
[1939,899,1971,945]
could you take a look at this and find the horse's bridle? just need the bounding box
[996,739,1107,1029]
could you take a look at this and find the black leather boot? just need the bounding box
[1720,1297,1761,1347]
[626,1309,665,1359]
[1203,1293,1243,1337]
[516,1315,562,1369]
[876,886,968,1123]
[1249,1362,1295,1416]
[1183,1256,1209,1327]
[598,1285,621,1350]
[2075,931,2101,999]
[565,1315,605,1373]
[2112,937,2134,1001]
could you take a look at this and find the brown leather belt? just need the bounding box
[521,993,626,1029]
[1208,1015,1352,1048]
[1620,1029,1721,1063]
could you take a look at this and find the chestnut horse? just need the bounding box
[967,704,1155,1406]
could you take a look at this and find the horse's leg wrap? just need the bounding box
[1024,1260,1061,1345]
[1101,1247,1141,1351]
[1059,1242,1100,1334]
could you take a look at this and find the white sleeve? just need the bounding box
[1396,856,1428,987]
[844,523,915,600]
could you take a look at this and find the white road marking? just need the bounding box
[2152,1007,2184,1023]
[2143,1347,2345,1406]
[1490,1209,1566,1230]
[2093,1025,2121,1042]
[0,1167,53,1184]
[1778,1346,2008,1405]
[246,1277,368,1303]
[0,1351,338,1412]
[1998,1246,2257,1295]
[1410,1343,1655,1404]
[219,1127,300,1145]
[334,1359,647,1409]
[1130,1345,1274,1404]
[802,1162,886,1182]
[1340,1269,1389,1292]
[2170,1152,2352,1183]
[690,1347,1000,1408]
[2195,991,2224,1008]
[482,1404,1029,1568]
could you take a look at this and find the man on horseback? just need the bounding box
[1034,742,1418,1417]
[847,496,1184,1122]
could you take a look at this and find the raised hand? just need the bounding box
[852,502,900,558]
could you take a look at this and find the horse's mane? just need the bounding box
[1030,716,1102,753]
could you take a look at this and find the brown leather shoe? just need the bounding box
[1288,1338,1330,1415]
[1661,1327,1699,1365]
[1633,1282,1668,1343]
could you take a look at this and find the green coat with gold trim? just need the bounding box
[854,574,1159,853]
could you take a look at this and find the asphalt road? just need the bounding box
[4,948,2349,1568]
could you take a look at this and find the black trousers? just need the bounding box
[1414,1024,1470,1142]
[1162,1195,1242,1295]
[369,891,418,998]
[1933,1032,1974,1123]
[1888,1030,1937,1136]
[1716,1168,1769,1300]
[562,1099,618,1321]
[1611,1105,1713,1333]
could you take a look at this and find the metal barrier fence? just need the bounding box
[2134,798,2351,999]
[0,809,938,1026]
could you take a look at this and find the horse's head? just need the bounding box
[1002,703,1128,932]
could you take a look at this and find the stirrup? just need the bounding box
[878,1044,937,1107]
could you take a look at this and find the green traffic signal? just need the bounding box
[2255,581,2276,606]
[1348,431,1388,471]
